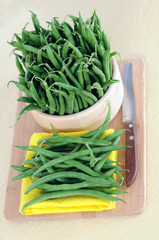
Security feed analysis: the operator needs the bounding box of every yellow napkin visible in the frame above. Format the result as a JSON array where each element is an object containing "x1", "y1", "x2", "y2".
[{"x1": 19, "y1": 129, "x2": 117, "y2": 215}]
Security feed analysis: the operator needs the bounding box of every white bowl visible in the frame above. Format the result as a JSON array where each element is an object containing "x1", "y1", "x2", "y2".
[{"x1": 29, "y1": 58, "x2": 123, "y2": 132}]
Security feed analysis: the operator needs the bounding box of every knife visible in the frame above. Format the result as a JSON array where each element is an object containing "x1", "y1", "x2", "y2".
[{"x1": 122, "y1": 62, "x2": 138, "y2": 187}]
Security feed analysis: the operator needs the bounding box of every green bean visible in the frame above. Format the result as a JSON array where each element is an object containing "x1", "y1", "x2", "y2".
[
  {"x1": 17, "y1": 96, "x2": 35, "y2": 104},
  {"x1": 32, "y1": 65, "x2": 45, "y2": 73},
  {"x1": 103, "y1": 80, "x2": 119, "y2": 92},
  {"x1": 103, "y1": 129, "x2": 130, "y2": 141},
  {"x1": 22, "y1": 189, "x2": 126, "y2": 212},
  {"x1": 83, "y1": 70, "x2": 91, "y2": 86},
  {"x1": 54, "y1": 95, "x2": 59, "y2": 113},
  {"x1": 92, "y1": 64, "x2": 106, "y2": 84},
  {"x1": 13, "y1": 103, "x2": 44, "y2": 126},
  {"x1": 68, "y1": 14, "x2": 79, "y2": 22},
  {"x1": 92, "y1": 82, "x2": 104, "y2": 98},
  {"x1": 12, "y1": 167, "x2": 37, "y2": 181},
  {"x1": 85, "y1": 27, "x2": 98, "y2": 50},
  {"x1": 92, "y1": 104, "x2": 111, "y2": 140},
  {"x1": 70, "y1": 57, "x2": 85, "y2": 74},
  {"x1": 25, "y1": 65, "x2": 41, "y2": 78},
  {"x1": 58, "y1": 72, "x2": 70, "y2": 85},
  {"x1": 62, "y1": 23, "x2": 75, "y2": 46},
  {"x1": 98, "y1": 188, "x2": 127, "y2": 195},
  {"x1": 88, "y1": 69, "x2": 100, "y2": 84},
  {"x1": 59, "y1": 91, "x2": 65, "y2": 115},
  {"x1": 63, "y1": 21, "x2": 73, "y2": 32},
  {"x1": 37, "y1": 50, "x2": 42, "y2": 64},
  {"x1": 8, "y1": 41, "x2": 25, "y2": 51},
  {"x1": 63, "y1": 67, "x2": 82, "y2": 89},
  {"x1": 79, "y1": 35, "x2": 86, "y2": 51},
  {"x1": 67, "y1": 41, "x2": 83, "y2": 58},
  {"x1": 109, "y1": 58, "x2": 112, "y2": 79},
  {"x1": 15, "y1": 55, "x2": 25, "y2": 76},
  {"x1": 25, "y1": 171, "x2": 115, "y2": 194},
  {"x1": 54, "y1": 82, "x2": 98, "y2": 102},
  {"x1": 77, "y1": 63, "x2": 84, "y2": 88},
  {"x1": 17, "y1": 145, "x2": 62, "y2": 158},
  {"x1": 66, "y1": 92, "x2": 75, "y2": 114},
  {"x1": 14, "y1": 33, "x2": 21, "y2": 43},
  {"x1": 103, "y1": 50, "x2": 110, "y2": 81},
  {"x1": 43, "y1": 81, "x2": 56, "y2": 114},
  {"x1": 81, "y1": 95, "x2": 94, "y2": 106},
  {"x1": 40, "y1": 154, "x2": 54, "y2": 173},
  {"x1": 102, "y1": 168, "x2": 116, "y2": 178},
  {"x1": 43, "y1": 142, "x2": 75, "y2": 150},
  {"x1": 26, "y1": 32, "x2": 41, "y2": 46},
  {"x1": 81, "y1": 96, "x2": 88, "y2": 109},
  {"x1": 65, "y1": 160, "x2": 101, "y2": 177},
  {"x1": 39, "y1": 32, "x2": 47, "y2": 45},
  {"x1": 52, "y1": 49, "x2": 63, "y2": 64},
  {"x1": 97, "y1": 41, "x2": 105, "y2": 58},
  {"x1": 91, "y1": 58, "x2": 103, "y2": 70},
  {"x1": 18, "y1": 75, "x2": 26, "y2": 85},
  {"x1": 62, "y1": 41, "x2": 69, "y2": 59},
  {"x1": 37, "y1": 181, "x2": 94, "y2": 191},
  {"x1": 38, "y1": 135, "x2": 111, "y2": 147},
  {"x1": 50, "y1": 22, "x2": 61, "y2": 40},
  {"x1": 30, "y1": 11, "x2": 40, "y2": 33},
  {"x1": 73, "y1": 96, "x2": 79, "y2": 113},
  {"x1": 30, "y1": 80, "x2": 45, "y2": 109},
  {"x1": 94, "y1": 136, "x2": 121, "y2": 172},
  {"x1": 102, "y1": 31, "x2": 110, "y2": 50},
  {"x1": 31, "y1": 144, "x2": 130, "y2": 176},
  {"x1": 85, "y1": 143, "x2": 96, "y2": 168},
  {"x1": 11, "y1": 165, "x2": 31, "y2": 172},
  {"x1": 76, "y1": 95, "x2": 83, "y2": 110},
  {"x1": 7, "y1": 81, "x2": 32, "y2": 98},
  {"x1": 78, "y1": 12, "x2": 84, "y2": 32},
  {"x1": 46, "y1": 45, "x2": 61, "y2": 70}
]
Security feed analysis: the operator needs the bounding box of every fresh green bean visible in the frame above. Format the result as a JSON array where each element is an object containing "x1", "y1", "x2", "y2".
[
  {"x1": 15, "y1": 55, "x2": 25, "y2": 76},
  {"x1": 92, "y1": 64, "x2": 106, "y2": 84},
  {"x1": 30, "y1": 11, "x2": 40, "y2": 33},
  {"x1": 7, "y1": 81, "x2": 32, "y2": 98},
  {"x1": 31, "y1": 144, "x2": 130, "y2": 176},
  {"x1": 102, "y1": 50, "x2": 110, "y2": 81},
  {"x1": 62, "y1": 23, "x2": 75, "y2": 46},
  {"x1": 22, "y1": 189, "x2": 126, "y2": 212},
  {"x1": 76, "y1": 95, "x2": 83, "y2": 110},
  {"x1": 62, "y1": 41, "x2": 69, "y2": 59},
  {"x1": 92, "y1": 82, "x2": 104, "y2": 98},
  {"x1": 66, "y1": 92, "x2": 75, "y2": 114},
  {"x1": 30, "y1": 80, "x2": 45, "y2": 109},
  {"x1": 46, "y1": 45, "x2": 61, "y2": 70},
  {"x1": 73, "y1": 96, "x2": 79, "y2": 113},
  {"x1": 40, "y1": 154, "x2": 54, "y2": 173},
  {"x1": 25, "y1": 171, "x2": 115, "y2": 194},
  {"x1": 17, "y1": 96, "x2": 35, "y2": 104},
  {"x1": 43, "y1": 81, "x2": 56, "y2": 114},
  {"x1": 50, "y1": 22, "x2": 61, "y2": 40},
  {"x1": 38, "y1": 135, "x2": 111, "y2": 147}
]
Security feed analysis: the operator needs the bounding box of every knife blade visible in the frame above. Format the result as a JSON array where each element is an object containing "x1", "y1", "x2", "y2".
[{"x1": 122, "y1": 62, "x2": 137, "y2": 187}]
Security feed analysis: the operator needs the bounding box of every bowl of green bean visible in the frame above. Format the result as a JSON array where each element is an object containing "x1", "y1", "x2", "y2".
[{"x1": 8, "y1": 11, "x2": 123, "y2": 132}]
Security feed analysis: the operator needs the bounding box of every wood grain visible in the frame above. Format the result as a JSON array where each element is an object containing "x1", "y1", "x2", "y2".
[{"x1": 4, "y1": 59, "x2": 146, "y2": 220}]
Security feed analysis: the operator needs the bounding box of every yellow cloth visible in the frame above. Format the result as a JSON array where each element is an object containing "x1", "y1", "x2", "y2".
[{"x1": 19, "y1": 129, "x2": 117, "y2": 215}]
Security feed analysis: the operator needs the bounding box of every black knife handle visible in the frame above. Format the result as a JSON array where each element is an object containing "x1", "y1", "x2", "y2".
[{"x1": 125, "y1": 121, "x2": 138, "y2": 187}]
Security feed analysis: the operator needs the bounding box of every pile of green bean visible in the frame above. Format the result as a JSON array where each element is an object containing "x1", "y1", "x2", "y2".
[
  {"x1": 12, "y1": 106, "x2": 129, "y2": 212},
  {"x1": 8, "y1": 10, "x2": 120, "y2": 122}
]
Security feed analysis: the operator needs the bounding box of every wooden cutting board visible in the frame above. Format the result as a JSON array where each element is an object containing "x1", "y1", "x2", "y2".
[{"x1": 4, "y1": 59, "x2": 146, "y2": 220}]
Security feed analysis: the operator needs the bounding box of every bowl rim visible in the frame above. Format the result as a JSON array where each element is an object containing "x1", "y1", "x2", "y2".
[{"x1": 27, "y1": 57, "x2": 121, "y2": 120}]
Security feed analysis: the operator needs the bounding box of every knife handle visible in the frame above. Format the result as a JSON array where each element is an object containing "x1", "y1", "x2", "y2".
[{"x1": 125, "y1": 121, "x2": 138, "y2": 187}]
